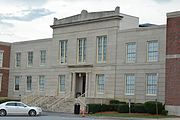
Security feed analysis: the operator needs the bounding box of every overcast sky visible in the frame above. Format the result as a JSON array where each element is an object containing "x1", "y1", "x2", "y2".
[{"x1": 0, "y1": 0, "x2": 179, "y2": 42}]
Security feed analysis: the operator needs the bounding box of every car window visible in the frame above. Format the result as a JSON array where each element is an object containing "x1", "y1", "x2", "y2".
[
  {"x1": 16, "y1": 103, "x2": 25, "y2": 107},
  {"x1": 6, "y1": 103, "x2": 16, "y2": 106}
]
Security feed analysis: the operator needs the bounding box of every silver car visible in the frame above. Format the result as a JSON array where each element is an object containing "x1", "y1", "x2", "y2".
[{"x1": 0, "y1": 101, "x2": 42, "y2": 116}]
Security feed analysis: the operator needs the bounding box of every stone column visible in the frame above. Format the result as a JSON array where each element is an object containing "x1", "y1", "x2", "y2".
[
  {"x1": 72, "y1": 72, "x2": 76, "y2": 98},
  {"x1": 85, "y1": 72, "x2": 88, "y2": 97}
]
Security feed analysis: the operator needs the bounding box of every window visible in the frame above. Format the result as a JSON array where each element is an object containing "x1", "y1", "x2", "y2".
[
  {"x1": 147, "y1": 41, "x2": 158, "y2": 62},
  {"x1": 15, "y1": 52, "x2": 21, "y2": 67},
  {"x1": 78, "y1": 38, "x2": 86, "y2": 63},
  {"x1": 59, "y1": 75, "x2": 65, "y2": 92},
  {"x1": 6, "y1": 103, "x2": 16, "y2": 106},
  {"x1": 97, "y1": 74, "x2": 105, "y2": 93},
  {"x1": 40, "y1": 50, "x2": 46, "y2": 65},
  {"x1": 39, "y1": 75, "x2": 45, "y2": 91},
  {"x1": 27, "y1": 76, "x2": 32, "y2": 91},
  {"x1": 125, "y1": 74, "x2": 135, "y2": 95},
  {"x1": 146, "y1": 73, "x2": 158, "y2": 95},
  {"x1": 97, "y1": 36, "x2": 107, "y2": 63},
  {"x1": 0, "y1": 51, "x2": 4, "y2": 67},
  {"x1": 59, "y1": 40, "x2": 67, "y2": 64},
  {"x1": 126, "y1": 43, "x2": 136, "y2": 63},
  {"x1": 27, "y1": 51, "x2": 33, "y2": 66},
  {"x1": 15, "y1": 76, "x2": 20, "y2": 91},
  {"x1": 0, "y1": 75, "x2": 2, "y2": 91}
]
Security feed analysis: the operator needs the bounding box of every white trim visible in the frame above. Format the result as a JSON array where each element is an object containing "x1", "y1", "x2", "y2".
[{"x1": 0, "y1": 50, "x2": 4, "y2": 68}]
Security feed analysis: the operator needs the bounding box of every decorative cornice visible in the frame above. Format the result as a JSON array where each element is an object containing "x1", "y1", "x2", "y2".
[
  {"x1": 51, "y1": 15, "x2": 123, "y2": 29},
  {"x1": 67, "y1": 64, "x2": 93, "y2": 68}
]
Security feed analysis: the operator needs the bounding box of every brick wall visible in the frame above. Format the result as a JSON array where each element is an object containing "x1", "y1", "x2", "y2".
[
  {"x1": 165, "y1": 13, "x2": 180, "y2": 105},
  {"x1": 0, "y1": 43, "x2": 11, "y2": 97}
]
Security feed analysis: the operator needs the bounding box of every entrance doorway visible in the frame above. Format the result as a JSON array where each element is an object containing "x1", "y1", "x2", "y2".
[{"x1": 75, "y1": 73, "x2": 86, "y2": 98}]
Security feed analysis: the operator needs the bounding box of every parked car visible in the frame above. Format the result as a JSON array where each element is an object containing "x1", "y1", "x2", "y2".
[{"x1": 0, "y1": 101, "x2": 42, "y2": 116}]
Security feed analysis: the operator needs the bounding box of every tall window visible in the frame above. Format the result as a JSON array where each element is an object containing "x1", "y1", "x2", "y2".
[
  {"x1": 16, "y1": 52, "x2": 21, "y2": 67},
  {"x1": 125, "y1": 74, "x2": 135, "y2": 95},
  {"x1": 97, "y1": 74, "x2": 105, "y2": 93},
  {"x1": 15, "y1": 76, "x2": 20, "y2": 91},
  {"x1": 40, "y1": 50, "x2": 46, "y2": 65},
  {"x1": 39, "y1": 75, "x2": 45, "y2": 91},
  {"x1": 78, "y1": 38, "x2": 86, "y2": 63},
  {"x1": 59, "y1": 40, "x2": 67, "y2": 64},
  {"x1": 59, "y1": 75, "x2": 65, "y2": 92},
  {"x1": 146, "y1": 73, "x2": 158, "y2": 95},
  {"x1": 27, "y1": 76, "x2": 32, "y2": 91},
  {"x1": 97, "y1": 36, "x2": 107, "y2": 63},
  {"x1": 0, "y1": 51, "x2": 4, "y2": 67},
  {"x1": 27, "y1": 51, "x2": 33, "y2": 67},
  {"x1": 0, "y1": 75, "x2": 2, "y2": 91},
  {"x1": 147, "y1": 41, "x2": 158, "y2": 62},
  {"x1": 126, "y1": 42, "x2": 136, "y2": 63}
]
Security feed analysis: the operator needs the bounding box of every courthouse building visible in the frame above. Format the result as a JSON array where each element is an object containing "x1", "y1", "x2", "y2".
[{"x1": 0, "y1": 7, "x2": 179, "y2": 115}]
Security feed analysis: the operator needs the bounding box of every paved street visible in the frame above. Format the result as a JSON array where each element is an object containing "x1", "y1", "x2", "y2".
[{"x1": 0, "y1": 112, "x2": 179, "y2": 120}]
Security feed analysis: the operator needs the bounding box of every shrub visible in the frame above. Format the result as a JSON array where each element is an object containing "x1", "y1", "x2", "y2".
[
  {"x1": 87, "y1": 104, "x2": 101, "y2": 114},
  {"x1": 144, "y1": 101, "x2": 163, "y2": 114},
  {"x1": 161, "y1": 110, "x2": 168, "y2": 116},
  {"x1": 131, "y1": 103, "x2": 146, "y2": 113},
  {"x1": 109, "y1": 100, "x2": 126, "y2": 104},
  {"x1": 0, "y1": 99, "x2": 20, "y2": 104},
  {"x1": 116, "y1": 104, "x2": 129, "y2": 113}
]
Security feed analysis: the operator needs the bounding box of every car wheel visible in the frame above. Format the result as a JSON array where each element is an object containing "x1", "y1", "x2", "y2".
[
  {"x1": 29, "y1": 110, "x2": 36, "y2": 116},
  {"x1": 0, "y1": 109, "x2": 7, "y2": 116}
]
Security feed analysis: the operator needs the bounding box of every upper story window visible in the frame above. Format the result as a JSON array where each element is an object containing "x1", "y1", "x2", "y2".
[
  {"x1": 147, "y1": 41, "x2": 158, "y2": 62},
  {"x1": 146, "y1": 73, "x2": 158, "y2": 95},
  {"x1": 27, "y1": 76, "x2": 32, "y2": 91},
  {"x1": 15, "y1": 52, "x2": 21, "y2": 67},
  {"x1": 59, "y1": 40, "x2": 68, "y2": 64},
  {"x1": 125, "y1": 74, "x2": 135, "y2": 95},
  {"x1": 14, "y1": 76, "x2": 20, "y2": 91},
  {"x1": 39, "y1": 75, "x2": 45, "y2": 91},
  {"x1": 59, "y1": 75, "x2": 65, "y2": 92},
  {"x1": 126, "y1": 42, "x2": 136, "y2": 63},
  {"x1": 78, "y1": 38, "x2": 86, "y2": 63},
  {"x1": 27, "y1": 51, "x2": 33, "y2": 67},
  {"x1": 96, "y1": 74, "x2": 105, "y2": 93},
  {"x1": 40, "y1": 50, "x2": 46, "y2": 65},
  {"x1": 0, "y1": 51, "x2": 4, "y2": 67},
  {"x1": 0, "y1": 74, "x2": 2, "y2": 91},
  {"x1": 97, "y1": 36, "x2": 107, "y2": 63}
]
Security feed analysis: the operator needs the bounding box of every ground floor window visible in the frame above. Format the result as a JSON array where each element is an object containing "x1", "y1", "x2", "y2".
[
  {"x1": 59, "y1": 75, "x2": 65, "y2": 92},
  {"x1": 27, "y1": 76, "x2": 32, "y2": 91},
  {"x1": 96, "y1": 74, "x2": 105, "y2": 93},
  {"x1": 146, "y1": 73, "x2": 158, "y2": 95},
  {"x1": 39, "y1": 75, "x2": 45, "y2": 91},
  {"x1": 15, "y1": 76, "x2": 20, "y2": 91},
  {"x1": 125, "y1": 74, "x2": 135, "y2": 95}
]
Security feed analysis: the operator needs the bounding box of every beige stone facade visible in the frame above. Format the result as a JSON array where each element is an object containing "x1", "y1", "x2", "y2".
[{"x1": 8, "y1": 7, "x2": 167, "y2": 106}]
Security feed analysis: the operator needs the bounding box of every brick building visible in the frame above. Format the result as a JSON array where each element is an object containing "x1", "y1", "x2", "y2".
[
  {"x1": 0, "y1": 42, "x2": 11, "y2": 97},
  {"x1": 0, "y1": 7, "x2": 179, "y2": 115},
  {"x1": 165, "y1": 11, "x2": 180, "y2": 115}
]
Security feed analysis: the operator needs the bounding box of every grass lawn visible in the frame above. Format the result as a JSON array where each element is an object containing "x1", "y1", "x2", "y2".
[{"x1": 90, "y1": 112, "x2": 178, "y2": 119}]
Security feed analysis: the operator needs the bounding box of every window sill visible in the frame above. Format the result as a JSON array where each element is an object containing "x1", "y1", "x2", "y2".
[{"x1": 146, "y1": 94, "x2": 156, "y2": 96}]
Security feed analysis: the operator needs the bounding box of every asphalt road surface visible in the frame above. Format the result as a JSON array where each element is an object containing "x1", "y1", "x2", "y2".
[{"x1": 0, "y1": 112, "x2": 124, "y2": 120}]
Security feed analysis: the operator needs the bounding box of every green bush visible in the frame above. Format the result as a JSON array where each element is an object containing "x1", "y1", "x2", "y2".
[
  {"x1": 144, "y1": 101, "x2": 163, "y2": 114},
  {"x1": 87, "y1": 104, "x2": 101, "y2": 114},
  {"x1": 0, "y1": 99, "x2": 20, "y2": 104},
  {"x1": 116, "y1": 104, "x2": 129, "y2": 113},
  {"x1": 131, "y1": 103, "x2": 146, "y2": 113},
  {"x1": 109, "y1": 100, "x2": 126, "y2": 104},
  {"x1": 161, "y1": 110, "x2": 168, "y2": 116}
]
